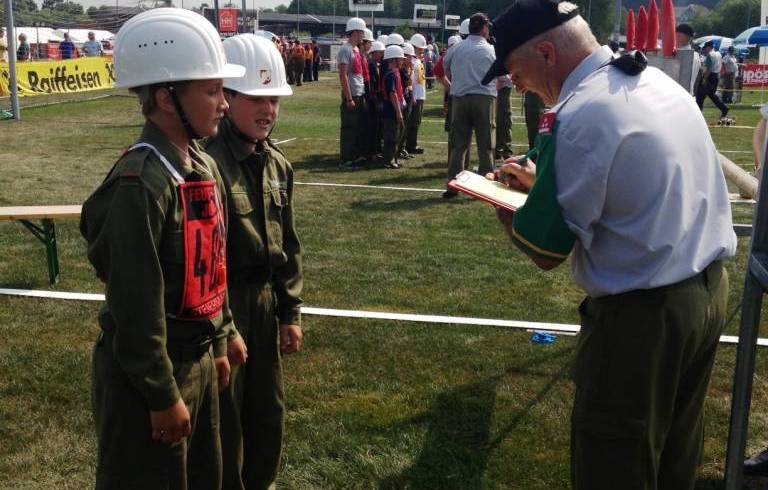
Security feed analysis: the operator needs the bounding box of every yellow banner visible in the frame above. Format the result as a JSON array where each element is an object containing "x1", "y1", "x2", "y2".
[{"x1": 0, "y1": 57, "x2": 114, "y2": 97}]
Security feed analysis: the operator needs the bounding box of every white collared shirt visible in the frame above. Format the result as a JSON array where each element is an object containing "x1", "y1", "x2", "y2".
[{"x1": 551, "y1": 46, "x2": 736, "y2": 296}]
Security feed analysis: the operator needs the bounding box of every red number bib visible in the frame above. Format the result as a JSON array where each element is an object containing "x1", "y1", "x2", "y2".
[
  {"x1": 128, "y1": 143, "x2": 227, "y2": 321},
  {"x1": 178, "y1": 180, "x2": 227, "y2": 320}
]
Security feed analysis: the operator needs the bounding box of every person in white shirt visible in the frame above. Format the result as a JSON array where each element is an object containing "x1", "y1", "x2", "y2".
[
  {"x1": 82, "y1": 31, "x2": 104, "y2": 57},
  {"x1": 721, "y1": 46, "x2": 738, "y2": 103},
  {"x1": 696, "y1": 41, "x2": 729, "y2": 118},
  {"x1": 406, "y1": 33, "x2": 427, "y2": 155},
  {"x1": 485, "y1": 1, "x2": 736, "y2": 487},
  {"x1": 0, "y1": 28, "x2": 8, "y2": 63}
]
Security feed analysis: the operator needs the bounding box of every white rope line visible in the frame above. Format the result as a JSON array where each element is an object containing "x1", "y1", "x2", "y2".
[
  {"x1": 295, "y1": 182, "x2": 443, "y2": 192},
  {"x1": 0, "y1": 288, "x2": 763, "y2": 346}
]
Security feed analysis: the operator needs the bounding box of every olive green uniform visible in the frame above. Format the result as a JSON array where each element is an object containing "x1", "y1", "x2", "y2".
[
  {"x1": 80, "y1": 121, "x2": 236, "y2": 490},
  {"x1": 205, "y1": 119, "x2": 303, "y2": 490}
]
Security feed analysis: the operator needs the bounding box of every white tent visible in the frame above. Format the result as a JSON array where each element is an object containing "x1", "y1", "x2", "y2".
[
  {"x1": 53, "y1": 28, "x2": 114, "y2": 43},
  {"x1": 13, "y1": 27, "x2": 64, "y2": 44}
]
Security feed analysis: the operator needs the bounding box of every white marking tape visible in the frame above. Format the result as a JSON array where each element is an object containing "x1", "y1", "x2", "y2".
[
  {"x1": 0, "y1": 288, "x2": 764, "y2": 346},
  {"x1": 295, "y1": 182, "x2": 442, "y2": 192},
  {"x1": 296, "y1": 181, "x2": 753, "y2": 203},
  {"x1": 273, "y1": 137, "x2": 297, "y2": 145}
]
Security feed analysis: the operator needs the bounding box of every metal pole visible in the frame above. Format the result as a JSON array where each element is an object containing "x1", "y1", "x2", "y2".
[
  {"x1": 213, "y1": 0, "x2": 220, "y2": 34},
  {"x1": 332, "y1": 0, "x2": 335, "y2": 39},
  {"x1": 297, "y1": 0, "x2": 300, "y2": 36},
  {"x1": 724, "y1": 138, "x2": 768, "y2": 490},
  {"x1": 441, "y1": 0, "x2": 445, "y2": 43},
  {"x1": 240, "y1": 0, "x2": 246, "y2": 32},
  {"x1": 614, "y1": 0, "x2": 621, "y2": 40},
  {"x1": 4, "y1": 0, "x2": 20, "y2": 120}
]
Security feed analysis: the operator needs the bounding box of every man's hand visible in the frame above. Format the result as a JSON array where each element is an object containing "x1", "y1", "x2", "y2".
[
  {"x1": 495, "y1": 156, "x2": 537, "y2": 192},
  {"x1": 279, "y1": 324, "x2": 303, "y2": 355},
  {"x1": 346, "y1": 99, "x2": 356, "y2": 110},
  {"x1": 150, "y1": 398, "x2": 191, "y2": 444},
  {"x1": 227, "y1": 335, "x2": 248, "y2": 366},
  {"x1": 214, "y1": 355, "x2": 231, "y2": 392}
]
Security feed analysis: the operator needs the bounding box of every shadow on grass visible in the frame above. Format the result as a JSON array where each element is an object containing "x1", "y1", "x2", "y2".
[
  {"x1": 0, "y1": 280, "x2": 36, "y2": 289},
  {"x1": 422, "y1": 107, "x2": 444, "y2": 119},
  {"x1": 422, "y1": 161, "x2": 451, "y2": 170},
  {"x1": 367, "y1": 172, "x2": 445, "y2": 186},
  {"x1": 379, "y1": 347, "x2": 573, "y2": 489}
]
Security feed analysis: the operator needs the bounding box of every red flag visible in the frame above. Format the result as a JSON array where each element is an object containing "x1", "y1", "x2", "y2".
[
  {"x1": 647, "y1": 0, "x2": 659, "y2": 50},
  {"x1": 636, "y1": 6, "x2": 648, "y2": 52},
  {"x1": 661, "y1": 0, "x2": 676, "y2": 56},
  {"x1": 626, "y1": 9, "x2": 636, "y2": 50}
]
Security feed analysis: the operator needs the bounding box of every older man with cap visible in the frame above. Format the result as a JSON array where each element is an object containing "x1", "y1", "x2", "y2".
[
  {"x1": 442, "y1": 12, "x2": 497, "y2": 198},
  {"x1": 484, "y1": 0, "x2": 736, "y2": 488}
]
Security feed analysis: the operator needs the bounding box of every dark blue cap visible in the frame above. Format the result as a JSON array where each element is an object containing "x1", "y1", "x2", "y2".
[{"x1": 481, "y1": 0, "x2": 580, "y2": 85}]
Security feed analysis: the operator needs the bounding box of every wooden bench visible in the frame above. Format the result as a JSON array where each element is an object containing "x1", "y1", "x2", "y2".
[{"x1": 0, "y1": 205, "x2": 82, "y2": 284}]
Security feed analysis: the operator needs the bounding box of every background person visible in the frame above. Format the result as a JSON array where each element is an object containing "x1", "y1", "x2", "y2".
[
  {"x1": 82, "y1": 31, "x2": 104, "y2": 57},
  {"x1": 722, "y1": 46, "x2": 738, "y2": 104},
  {"x1": 380, "y1": 45, "x2": 406, "y2": 169},
  {"x1": 79, "y1": 8, "x2": 246, "y2": 489},
  {"x1": 0, "y1": 28, "x2": 7, "y2": 62},
  {"x1": 495, "y1": 74, "x2": 514, "y2": 159},
  {"x1": 16, "y1": 33, "x2": 31, "y2": 62},
  {"x1": 59, "y1": 32, "x2": 76, "y2": 59},
  {"x1": 336, "y1": 17, "x2": 367, "y2": 168},
  {"x1": 697, "y1": 41, "x2": 729, "y2": 120},
  {"x1": 442, "y1": 12, "x2": 497, "y2": 198},
  {"x1": 406, "y1": 33, "x2": 427, "y2": 156},
  {"x1": 484, "y1": 1, "x2": 736, "y2": 488},
  {"x1": 206, "y1": 33, "x2": 303, "y2": 490}
]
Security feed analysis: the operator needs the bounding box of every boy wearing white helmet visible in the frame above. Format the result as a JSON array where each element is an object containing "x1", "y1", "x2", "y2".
[
  {"x1": 365, "y1": 41, "x2": 386, "y2": 158},
  {"x1": 337, "y1": 17, "x2": 367, "y2": 167},
  {"x1": 79, "y1": 8, "x2": 245, "y2": 489},
  {"x1": 380, "y1": 45, "x2": 406, "y2": 169},
  {"x1": 204, "y1": 33, "x2": 302, "y2": 490},
  {"x1": 406, "y1": 34, "x2": 427, "y2": 155},
  {"x1": 396, "y1": 43, "x2": 415, "y2": 160}
]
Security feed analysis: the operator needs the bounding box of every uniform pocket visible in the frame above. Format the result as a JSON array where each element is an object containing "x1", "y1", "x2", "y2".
[{"x1": 231, "y1": 192, "x2": 254, "y2": 215}]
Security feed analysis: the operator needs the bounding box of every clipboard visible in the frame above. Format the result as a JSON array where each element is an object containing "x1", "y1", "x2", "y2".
[{"x1": 447, "y1": 170, "x2": 528, "y2": 211}]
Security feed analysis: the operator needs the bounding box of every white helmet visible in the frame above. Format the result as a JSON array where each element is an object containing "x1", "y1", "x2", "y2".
[
  {"x1": 346, "y1": 17, "x2": 366, "y2": 33},
  {"x1": 409, "y1": 33, "x2": 427, "y2": 49},
  {"x1": 370, "y1": 41, "x2": 385, "y2": 52},
  {"x1": 255, "y1": 30, "x2": 278, "y2": 42},
  {"x1": 223, "y1": 34, "x2": 292, "y2": 97},
  {"x1": 385, "y1": 33, "x2": 405, "y2": 46},
  {"x1": 458, "y1": 18, "x2": 470, "y2": 36},
  {"x1": 383, "y1": 45, "x2": 404, "y2": 60},
  {"x1": 402, "y1": 42, "x2": 415, "y2": 57},
  {"x1": 114, "y1": 8, "x2": 244, "y2": 89},
  {"x1": 447, "y1": 35, "x2": 461, "y2": 47},
  {"x1": 362, "y1": 28, "x2": 374, "y2": 42},
  {"x1": 377, "y1": 34, "x2": 389, "y2": 45}
]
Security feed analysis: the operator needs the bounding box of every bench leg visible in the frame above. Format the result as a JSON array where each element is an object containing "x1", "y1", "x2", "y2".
[{"x1": 19, "y1": 219, "x2": 60, "y2": 285}]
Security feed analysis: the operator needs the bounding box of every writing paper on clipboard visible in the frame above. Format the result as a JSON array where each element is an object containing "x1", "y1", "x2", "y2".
[{"x1": 448, "y1": 170, "x2": 528, "y2": 211}]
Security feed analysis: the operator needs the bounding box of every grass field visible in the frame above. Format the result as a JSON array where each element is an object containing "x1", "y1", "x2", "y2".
[{"x1": 0, "y1": 74, "x2": 767, "y2": 489}]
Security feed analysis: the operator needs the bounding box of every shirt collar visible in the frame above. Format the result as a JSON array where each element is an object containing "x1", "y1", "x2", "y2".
[
  {"x1": 557, "y1": 45, "x2": 614, "y2": 104},
  {"x1": 219, "y1": 117, "x2": 256, "y2": 162},
  {"x1": 138, "y1": 120, "x2": 194, "y2": 175}
]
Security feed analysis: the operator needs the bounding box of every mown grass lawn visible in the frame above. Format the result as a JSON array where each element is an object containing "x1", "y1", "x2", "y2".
[{"x1": 0, "y1": 74, "x2": 767, "y2": 489}]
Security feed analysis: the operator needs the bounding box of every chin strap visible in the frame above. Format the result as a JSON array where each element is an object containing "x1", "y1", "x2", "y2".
[
  {"x1": 608, "y1": 50, "x2": 648, "y2": 76},
  {"x1": 227, "y1": 115, "x2": 260, "y2": 145},
  {"x1": 167, "y1": 84, "x2": 201, "y2": 140}
]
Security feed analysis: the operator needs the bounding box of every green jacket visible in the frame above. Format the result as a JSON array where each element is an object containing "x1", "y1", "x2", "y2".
[
  {"x1": 204, "y1": 119, "x2": 303, "y2": 326},
  {"x1": 80, "y1": 121, "x2": 236, "y2": 411}
]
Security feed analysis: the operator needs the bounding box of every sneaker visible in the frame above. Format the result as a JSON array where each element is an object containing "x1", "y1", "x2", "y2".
[
  {"x1": 398, "y1": 150, "x2": 410, "y2": 159},
  {"x1": 407, "y1": 147, "x2": 425, "y2": 154},
  {"x1": 442, "y1": 189, "x2": 458, "y2": 199},
  {"x1": 385, "y1": 162, "x2": 401, "y2": 169},
  {"x1": 354, "y1": 156, "x2": 368, "y2": 165},
  {"x1": 745, "y1": 448, "x2": 768, "y2": 476}
]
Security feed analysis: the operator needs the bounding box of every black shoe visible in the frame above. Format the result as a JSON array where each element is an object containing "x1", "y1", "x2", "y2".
[
  {"x1": 721, "y1": 108, "x2": 730, "y2": 119},
  {"x1": 442, "y1": 189, "x2": 458, "y2": 199},
  {"x1": 744, "y1": 448, "x2": 768, "y2": 476},
  {"x1": 407, "y1": 147, "x2": 424, "y2": 154}
]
